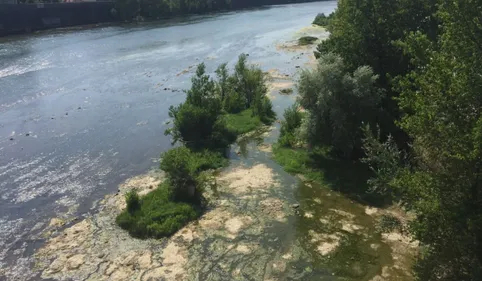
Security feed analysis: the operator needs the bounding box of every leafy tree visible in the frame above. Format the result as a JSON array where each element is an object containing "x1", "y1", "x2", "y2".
[
  {"x1": 279, "y1": 104, "x2": 303, "y2": 147},
  {"x1": 298, "y1": 53, "x2": 383, "y2": 158},
  {"x1": 160, "y1": 146, "x2": 203, "y2": 203},
  {"x1": 215, "y1": 63, "x2": 230, "y2": 102},
  {"x1": 165, "y1": 63, "x2": 234, "y2": 150},
  {"x1": 233, "y1": 54, "x2": 267, "y2": 110},
  {"x1": 315, "y1": 0, "x2": 439, "y2": 147},
  {"x1": 159, "y1": 147, "x2": 225, "y2": 203},
  {"x1": 361, "y1": 125, "x2": 403, "y2": 196},
  {"x1": 125, "y1": 190, "x2": 141, "y2": 214},
  {"x1": 312, "y1": 12, "x2": 334, "y2": 27},
  {"x1": 363, "y1": 1, "x2": 482, "y2": 279}
]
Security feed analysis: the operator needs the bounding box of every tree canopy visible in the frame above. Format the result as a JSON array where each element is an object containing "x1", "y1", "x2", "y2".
[{"x1": 296, "y1": 0, "x2": 482, "y2": 279}]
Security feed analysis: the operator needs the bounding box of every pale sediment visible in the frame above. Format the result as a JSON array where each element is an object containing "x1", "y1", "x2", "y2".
[{"x1": 35, "y1": 162, "x2": 294, "y2": 281}]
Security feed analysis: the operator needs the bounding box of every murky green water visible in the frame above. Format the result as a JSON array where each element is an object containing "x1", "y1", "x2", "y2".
[{"x1": 184, "y1": 126, "x2": 410, "y2": 280}]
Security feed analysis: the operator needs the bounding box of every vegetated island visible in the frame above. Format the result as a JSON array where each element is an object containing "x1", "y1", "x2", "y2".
[{"x1": 116, "y1": 54, "x2": 275, "y2": 239}]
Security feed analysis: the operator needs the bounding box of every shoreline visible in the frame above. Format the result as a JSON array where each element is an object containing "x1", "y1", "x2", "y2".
[{"x1": 32, "y1": 30, "x2": 417, "y2": 280}]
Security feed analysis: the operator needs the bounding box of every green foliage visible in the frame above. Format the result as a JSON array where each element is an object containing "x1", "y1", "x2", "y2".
[
  {"x1": 252, "y1": 95, "x2": 276, "y2": 124},
  {"x1": 312, "y1": 12, "x2": 334, "y2": 27},
  {"x1": 125, "y1": 190, "x2": 141, "y2": 214},
  {"x1": 273, "y1": 144, "x2": 378, "y2": 205},
  {"x1": 376, "y1": 214, "x2": 403, "y2": 233},
  {"x1": 279, "y1": 104, "x2": 303, "y2": 147},
  {"x1": 160, "y1": 146, "x2": 225, "y2": 203},
  {"x1": 119, "y1": 53, "x2": 274, "y2": 240},
  {"x1": 356, "y1": 1, "x2": 482, "y2": 279},
  {"x1": 224, "y1": 109, "x2": 262, "y2": 136},
  {"x1": 393, "y1": 2, "x2": 482, "y2": 278},
  {"x1": 215, "y1": 63, "x2": 230, "y2": 103},
  {"x1": 115, "y1": 0, "x2": 232, "y2": 21},
  {"x1": 233, "y1": 54, "x2": 268, "y2": 110},
  {"x1": 361, "y1": 125, "x2": 403, "y2": 196},
  {"x1": 223, "y1": 89, "x2": 246, "y2": 114},
  {"x1": 116, "y1": 183, "x2": 200, "y2": 239},
  {"x1": 272, "y1": 145, "x2": 324, "y2": 183},
  {"x1": 166, "y1": 56, "x2": 274, "y2": 152},
  {"x1": 165, "y1": 63, "x2": 234, "y2": 151},
  {"x1": 314, "y1": 0, "x2": 439, "y2": 146},
  {"x1": 218, "y1": 54, "x2": 275, "y2": 124},
  {"x1": 298, "y1": 53, "x2": 383, "y2": 158},
  {"x1": 298, "y1": 36, "x2": 318, "y2": 46},
  {"x1": 317, "y1": 0, "x2": 438, "y2": 81}
]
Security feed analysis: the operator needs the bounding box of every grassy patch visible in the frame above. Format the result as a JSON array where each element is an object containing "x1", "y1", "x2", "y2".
[
  {"x1": 279, "y1": 88, "x2": 294, "y2": 95},
  {"x1": 225, "y1": 109, "x2": 262, "y2": 136},
  {"x1": 116, "y1": 182, "x2": 201, "y2": 239},
  {"x1": 272, "y1": 145, "x2": 326, "y2": 183},
  {"x1": 298, "y1": 36, "x2": 318, "y2": 45},
  {"x1": 273, "y1": 144, "x2": 385, "y2": 206}
]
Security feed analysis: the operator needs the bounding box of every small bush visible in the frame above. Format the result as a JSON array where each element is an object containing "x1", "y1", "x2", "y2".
[
  {"x1": 298, "y1": 36, "x2": 318, "y2": 45},
  {"x1": 312, "y1": 12, "x2": 334, "y2": 27},
  {"x1": 376, "y1": 214, "x2": 403, "y2": 233},
  {"x1": 116, "y1": 183, "x2": 201, "y2": 239},
  {"x1": 256, "y1": 96, "x2": 276, "y2": 124},
  {"x1": 125, "y1": 190, "x2": 140, "y2": 214},
  {"x1": 165, "y1": 63, "x2": 231, "y2": 151},
  {"x1": 279, "y1": 105, "x2": 303, "y2": 147},
  {"x1": 160, "y1": 147, "x2": 226, "y2": 203}
]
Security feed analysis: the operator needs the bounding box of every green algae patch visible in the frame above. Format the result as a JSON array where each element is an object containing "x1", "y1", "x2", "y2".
[{"x1": 298, "y1": 36, "x2": 318, "y2": 45}]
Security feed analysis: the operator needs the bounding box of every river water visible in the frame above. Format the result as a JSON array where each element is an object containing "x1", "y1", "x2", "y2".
[{"x1": 0, "y1": 2, "x2": 338, "y2": 279}]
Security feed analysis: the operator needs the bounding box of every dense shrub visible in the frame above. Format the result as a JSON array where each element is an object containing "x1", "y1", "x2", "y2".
[
  {"x1": 322, "y1": 0, "x2": 482, "y2": 278},
  {"x1": 312, "y1": 12, "x2": 334, "y2": 27},
  {"x1": 125, "y1": 190, "x2": 141, "y2": 214},
  {"x1": 298, "y1": 53, "x2": 383, "y2": 158},
  {"x1": 165, "y1": 63, "x2": 234, "y2": 151},
  {"x1": 216, "y1": 54, "x2": 275, "y2": 124},
  {"x1": 253, "y1": 95, "x2": 275, "y2": 124},
  {"x1": 279, "y1": 104, "x2": 303, "y2": 147},
  {"x1": 160, "y1": 146, "x2": 225, "y2": 203},
  {"x1": 223, "y1": 90, "x2": 245, "y2": 114},
  {"x1": 116, "y1": 183, "x2": 200, "y2": 239}
]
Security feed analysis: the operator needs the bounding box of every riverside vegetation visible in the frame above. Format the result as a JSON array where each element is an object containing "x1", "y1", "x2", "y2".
[
  {"x1": 116, "y1": 54, "x2": 275, "y2": 238},
  {"x1": 115, "y1": 0, "x2": 323, "y2": 21},
  {"x1": 274, "y1": 1, "x2": 482, "y2": 280}
]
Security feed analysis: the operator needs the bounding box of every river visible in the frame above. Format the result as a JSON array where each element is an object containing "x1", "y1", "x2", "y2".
[{"x1": 0, "y1": 1, "x2": 417, "y2": 280}]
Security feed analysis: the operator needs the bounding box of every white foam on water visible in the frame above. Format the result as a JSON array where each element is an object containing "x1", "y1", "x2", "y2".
[{"x1": 0, "y1": 59, "x2": 51, "y2": 79}]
